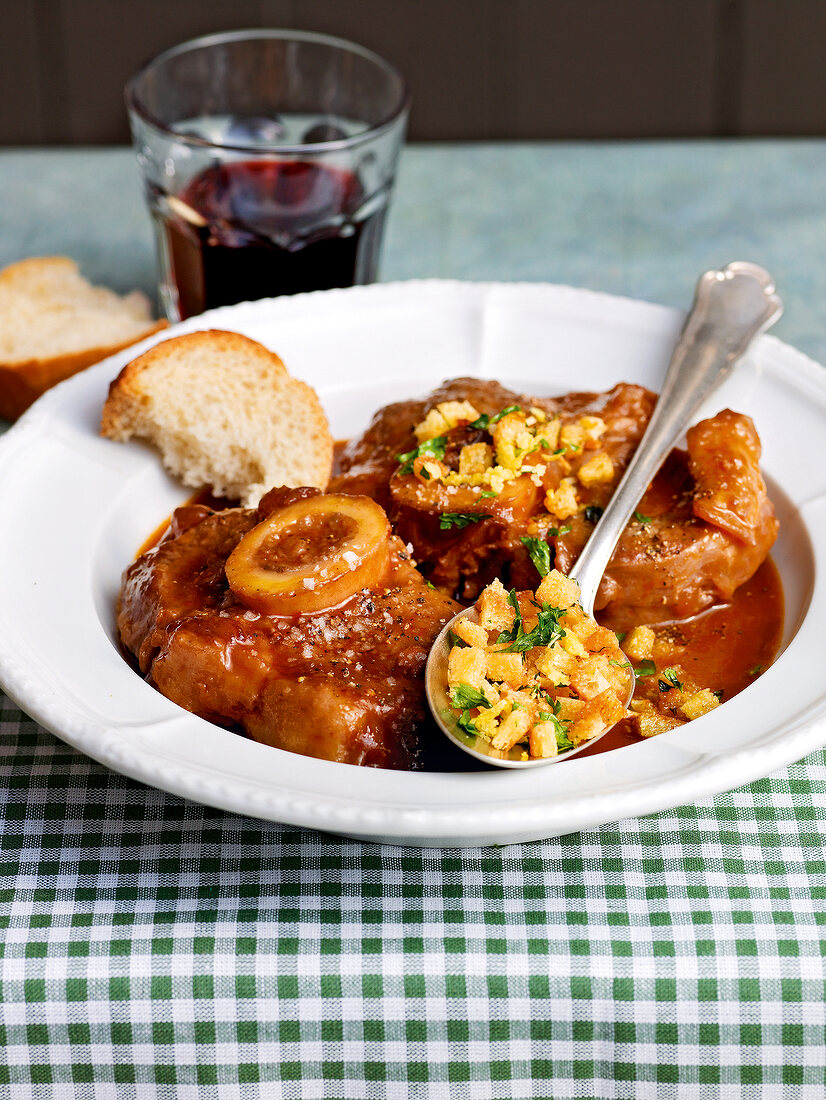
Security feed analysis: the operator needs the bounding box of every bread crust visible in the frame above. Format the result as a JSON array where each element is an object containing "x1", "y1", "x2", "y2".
[
  {"x1": 0, "y1": 256, "x2": 167, "y2": 420},
  {"x1": 101, "y1": 329, "x2": 333, "y2": 504},
  {"x1": 0, "y1": 255, "x2": 77, "y2": 290},
  {"x1": 0, "y1": 323, "x2": 168, "y2": 421},
  {"x1": 101, "y1": 329, "x2": 287, "y2": 435}
]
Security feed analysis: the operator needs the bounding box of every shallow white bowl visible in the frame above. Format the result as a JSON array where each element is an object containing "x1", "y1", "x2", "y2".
[{"x1": 0, "y1": 280, "x2": 823, "y2": 847}]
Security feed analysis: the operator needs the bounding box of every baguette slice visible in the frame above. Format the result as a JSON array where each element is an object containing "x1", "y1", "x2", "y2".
[
  {"x1": 0, "y1": 256, "x2": 167, "y2": 420},
  {"x1": 101, "y1": 329, "x2": 333, "y2": 506}
]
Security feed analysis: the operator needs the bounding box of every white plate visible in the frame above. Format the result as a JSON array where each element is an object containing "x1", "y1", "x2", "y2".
[{"x1": 0, "y1": 280, "x2": 824, "y2": 847}]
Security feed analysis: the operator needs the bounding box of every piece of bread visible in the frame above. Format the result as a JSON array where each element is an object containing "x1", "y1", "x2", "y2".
[
  {"x1": 0, "y1": 256, "x2": 167, "y2": 420},
  {"x1": 100, "y1": 329, "x2": 333, "y2": 506}
]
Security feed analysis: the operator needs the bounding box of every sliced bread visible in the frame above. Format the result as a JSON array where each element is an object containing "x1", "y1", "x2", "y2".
[
  {"x1": 100, "y1": 329, "x2": 333, "y2": 506},
  {"x1": 0, "y1": 256, "x2": 167, "y2": 420}
]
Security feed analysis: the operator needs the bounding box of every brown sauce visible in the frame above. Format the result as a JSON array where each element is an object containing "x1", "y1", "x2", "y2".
[
  {"x1": 136, "y1": 516, "x2": 174, "y2": 558},
  {"x1": 579, "y1": 555, "x2": 784, "y2": 757},
  {"x1": 129, "y1": 443, "x2": 786, "y2": 768},
  {"x1": 332, "y1": 439, "x2": 348, "y2": 477},
  {"x1": 135, "y1": 489, "x2": 235, "y2": 557}
]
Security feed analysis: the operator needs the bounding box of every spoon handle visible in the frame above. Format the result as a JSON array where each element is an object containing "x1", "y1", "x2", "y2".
[{"x1": 568, "y1": 261, "x2": 783, "y2": 613}]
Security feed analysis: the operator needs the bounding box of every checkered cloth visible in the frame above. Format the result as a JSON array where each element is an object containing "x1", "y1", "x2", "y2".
[{"x1": 1, "y1": 689, "x2": 825, "y2": 1099}]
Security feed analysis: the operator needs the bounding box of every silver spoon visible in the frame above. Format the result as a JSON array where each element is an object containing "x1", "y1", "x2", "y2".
[{"x1": 425, "y1": 262, "x2": 783, "y2": 768}]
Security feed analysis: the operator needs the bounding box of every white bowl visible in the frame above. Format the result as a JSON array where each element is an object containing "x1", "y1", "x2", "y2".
[{"x1": 0, "y1": 280, "x2": 823, "y2": 847}]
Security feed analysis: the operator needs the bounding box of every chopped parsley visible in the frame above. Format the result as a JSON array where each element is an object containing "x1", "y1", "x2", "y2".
[
  {"x1": 549, "y1": 524, "x2": 572, "y2": 537},
  {"x1": 536, "y1": 694, "x2": 574, "y2": 752},
  {"x1": 555, "y1": 727, "x2": 574, "y2": 753},
  {"x1": 497, "y1": 589, "x2": 523, "y2": 643},
  {"x1": 634, "y1": 511, "x2": 652, "y2": 524},
  {"x1": 499, "y1": 598, "x2": 567, "y2": 653},
  {"x1": 520, "y1": 536, "x2": 552, "y2": 578},
  {"x1": 748, "y1": 664, "x2": 765, "y2": 676},
  {"x1": 396, "y1": 435, "x2": 446, "y2": 475},
  {"x1": 456, "y1": 710, "x2": 479, "y2": 735},
  {"x1": 658, "y1": 667, "x2": 684, "y2": 692},
  {"x1": 451, "y1": 682, "x2": 492, "y2": 738},
  {"x1": 469, "y1": 405, "x2": 522, "y2": 432},
  {"x1": 479, "y1": 490, "x2": 498, "y2": 499},
  {"x1": 450, "y1": 683, "x2": 492, "y2": 711},
  {"x1": 712, "y1": 689, "x2": 724, "y2": 701},
  {"x1": 633, "y1": 659, "x2": 656, "y2": 679},
  {"x1": 584, "y1": 504, "x2": 603, "y2": 524},
  {"x1": 440, "y1": 512, "x2": 485, "y2": 530}
]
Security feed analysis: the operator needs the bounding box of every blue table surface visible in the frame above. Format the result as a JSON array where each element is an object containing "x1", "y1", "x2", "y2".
[{"x1": 1, "y1": 140, "x2": 825, "y2": 366}]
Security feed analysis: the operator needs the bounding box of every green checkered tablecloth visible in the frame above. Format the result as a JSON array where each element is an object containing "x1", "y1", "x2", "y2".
[{"x1": 2, "y1": 690, "x2": 825, "y2": 1098}]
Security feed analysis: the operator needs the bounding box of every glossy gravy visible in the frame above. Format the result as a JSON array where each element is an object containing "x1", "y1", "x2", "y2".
[
  {"x1": 580, "y1": 556, "x2": 784, "y2": 757},
  {"x1": 134, "y1": 472, "x2": 784, "y2": 765}
]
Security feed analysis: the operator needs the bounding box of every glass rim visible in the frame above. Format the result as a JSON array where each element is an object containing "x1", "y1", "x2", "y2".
[{"x1": 125, "y1": 27, "x2": 411, "y2": 156}]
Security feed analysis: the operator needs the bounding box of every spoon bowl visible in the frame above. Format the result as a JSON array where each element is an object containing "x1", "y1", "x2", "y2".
[
  {"x1": 425, "y1": 605, "x2": 634, "y2": 768},
  {"x1": 425, "y1": 261, "x2": 783, "y2": 768}
]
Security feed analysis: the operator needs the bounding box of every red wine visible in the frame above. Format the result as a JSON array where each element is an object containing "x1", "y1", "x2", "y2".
[{"x1": 158, "y1": 159, "x2": 386, "y2": 319}]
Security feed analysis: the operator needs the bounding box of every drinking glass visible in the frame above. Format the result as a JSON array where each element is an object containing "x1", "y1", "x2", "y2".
[{"x1": 126, "y1": 29, "x2": 409, "y2": 321}]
